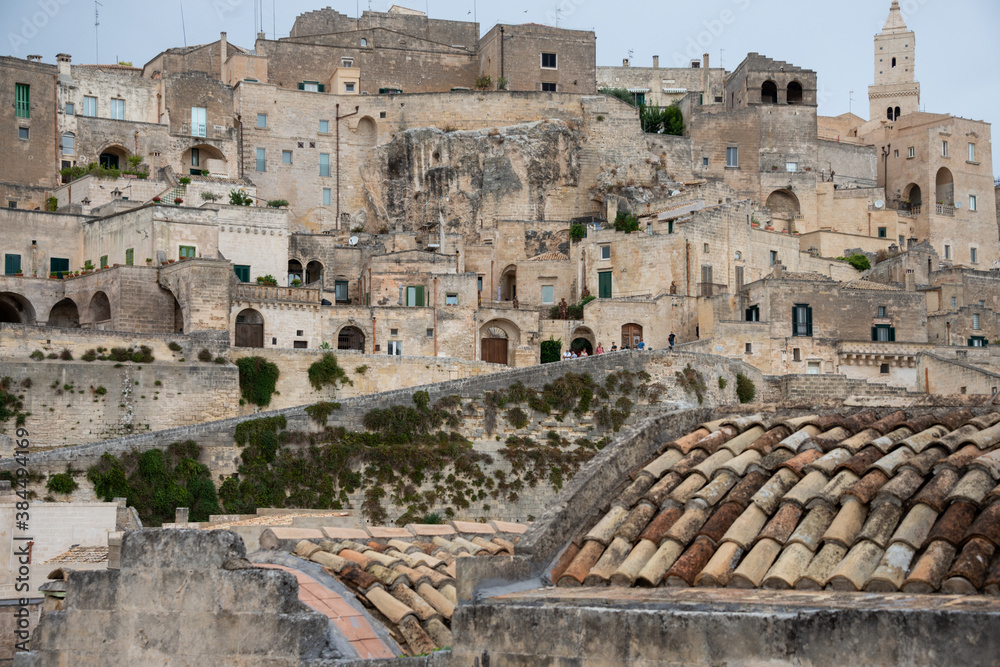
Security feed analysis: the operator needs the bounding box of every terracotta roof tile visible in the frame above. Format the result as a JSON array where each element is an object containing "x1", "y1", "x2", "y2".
[
  {"x1": 779, "y1": 450, "x2": 824, "y2": 477},
  {"x1": 636, "y1": 540, "x2": 684, "y2": 586},
  {"x1": 754, "y1": 449, "x2": 795, "y2": 473},
  {"x1": 691, "y1": 448, "x2": 735, "y2": 476},
  {"x1": 670, "y1": 449, "x2": 709, "y2": 476},
  {"x1": 787, "y1": 506, "x2": 835, "y2": 552},
  {"x1": 614, "y1": 503, "x2": 657, "y2": 542},
  {"x1": 902, "y1": 540, "x2": 957, "y2": 593},
  {"x1": 721, "y1": 504, "x2": 769, "y2": 549},
  {"x1": 876, "y1": 468, "x2": 926, "y2": 504},
  {"x1": 722, "y1": 470, "x2": 769, "y2": 508},
  {"x1": 720, "y1": 450, "x2": 762, "y2": 478},
  {"x1": 782, "y1": 470, "x2": 829, "y2": 507},
  {"x1": 963, "y1": 502, "x2": 1000, "y2": 546},
  {"x1": 584, "y1": 537, "x2": 633, "y2": 585},
  {"x1": 910, "y1": 469, "x2": 960, "y2": 512},
  {"x1": 762, "y1": 541, "x2": 814, "y2": 589},
  {"x1": 939, "y1": 444, "x2": 983, "y2": 472},
  {"x1": 868, "y1": 411, "x2": 908, "y2": 435},
  {"x1": 721, "y1": 425, "x2": 767, "y2": 456},
  {"x1": 750, "y1": 468, "x2": 798, "y2": 515},
  {"x1": 585, "y1": 506, "x2": 630, "y2": 546},
  {"x1": 796, "y1": 542, "x2": 847, "y2": 589},
  {"x1": 805, "y1": 448, "x2": 852, "y2": 476},
  {"x1": 691, "y1": 471, "x2": 739, "y2": 507},
  {"x1": 870, "y1": 427, "x2": 914, "y2": 453},
  {"x1": 638, "y1": 506, "x2": 685, "y2": 544},
  {"x1": 644, "y1": 472, "x2": 683, "y2": 506},
  {"x1": 942, "y1": 537, "x2": 996, "y2": 593},
  {"x1": 843, "y1": 470, "x2": 890, "y2": 504},
  {"x1": 746, "y1": 425, "x2": 792, "y2": 454},
  {"x1": 665, "y1": 537, "x2": 716, "y2": 587},
  {"x1": 663, "y1": 506, "x2": 712, "y2": 546},
  {"x1": 757, "y1": 503, "x2": 803, "y2": 545},
  {"x1": 946, "y1": 469, "x2": 995, "y2": 506},
  {"x1": 899, "y1": 446, "x2": 948, "y2": 477},
  {"x1": 827, "y1": 540, "x2": 884, "y2": 591},
  {"x1": 927, "y1": 501, "x2": 978, "y2": 546},
  {"x1": 691, "y1": 426, "x2": 738, "y2": 455},
  {"x1": 981, "y1": 552, "x2": 1000, "y2": 594},
  {"x1": 558, "y1": 540, "x2": 605, "y2": 586},
  {"x1": 613, "y1": 473, "x2": 657, "y2": 509},
  {"x1": 610, "y1": 539, "x2": 657, "y2": 586},
  {"x1": 814, "y1": 470, "x2": 860, "y2": 507},
  {"x1": 730, "y1": 538, "x2": 782, "y2": 588},
  {"x1": 669, "y1": 427, "x2": 711, "y2": 454},
  {"x1": 865, "y1": 542, "x2": 916, "y2": 592},
  {"x1": 857, "y1": 503, "x2": 904, "y2": 548},
  {"x1": 890, "y1": 503, "x2": 939, "y2": 550},
  {"x1": 837, "y1": 446, "x2": 884, "y2": 476},
  {"x1": 642, "y1": 449, "x2": 684, "y2": 478}
]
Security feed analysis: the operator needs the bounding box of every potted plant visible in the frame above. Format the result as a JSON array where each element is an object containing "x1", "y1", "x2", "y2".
[
  {"x1": 178, "y1": 177, "x2": 191, "y2": 185},
  {"x1": 174, "y1": 198, "x2": 183, "y2": 205},
  {"x1": 49, "y1": 272, "x2": 58, "y2": 279},
  {"x1": 771, "y1": 165, "x2": 779, "y2": 171},
  {"x1": 201, "y1": 170, "x2": 209, "y2": 177},
  {"x1": 14, "y1": 272, "x2": 22, "y2": 277},
  {"x1": 152, "y1": 196, "x2": 161, "y2": 203},
  {"x1": 145, "y1": 258, "x2": 153, "y2": 266},
  {"x1": 291, "y1": 278, "x2": 302, "y2": 287}
]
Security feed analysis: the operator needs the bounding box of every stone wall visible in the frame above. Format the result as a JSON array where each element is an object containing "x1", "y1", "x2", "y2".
[
  {"x1": 918, "y1": 353, "x2": 1000, "y2": 396},
  {"x1": 0, "y1": 58, "x2": 58, "y2": 199}
]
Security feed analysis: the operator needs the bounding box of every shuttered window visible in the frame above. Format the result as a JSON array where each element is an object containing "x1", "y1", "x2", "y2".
[
  {"x1": 15, "y1": 84, "x2": 29, "y2": 118},
  {"x1": 792, "y1": 304, "x2": 813, "y2": 337}
]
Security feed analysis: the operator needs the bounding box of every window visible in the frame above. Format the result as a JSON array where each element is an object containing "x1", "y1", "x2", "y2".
[
  {"x1": 256, "y1": 148, "x2": 266, "y2": 172},
  {"x1": 542, "y1": 285, "x2": 555, "y2": 304},
  {"x1": 293, "y1": 341, "x2": 308, "y2": 349},
  {"x1": 600, "y1": 245, "x2": 611, "y2": 260},
  {"x1": 334, "y1": 281, "x2": 349, "y2": 302},
  {"x1": 942, "y1": 140, "x2": 948, "y2": 157},
  {"x1": 969, "y1": 336, "x2": 988, "y2": 348},
  {"x1": 793, "y1": 348, "x2": 801, "y2": 362},
  {"x1": 179, "y1": 245, "x2": 196, "y2": 259},
  {"x1": 477, "y1": 276, "x2": 483, "y2": 292},
  {"x1": 298, "y1": 81, "x2": 324, "y2": 92},
  {"x1": 319, "y1": 120, "x2": 329, "y2": 133},
  {"x1": 541, "y1": 83, "x2": 557, "y2": 92},
  {"x1": 877, "y1": 306, "x2": 886, "y2": 318},
  {"x1": 65, "y1": 102, "x2": 74, "y2": 115},
  {"x1": 745, "y1": 343, "x2": 752, "y2": 354},
  {"x1": 878, "y1": 227, "x2": 887, "y2": 239},
  {"x1": 908, "y1": 146, "x2": 915, "y2": 158},
  {"x1": 969, "y1": 143, "x2": 976, "y2": 162},
  {"x1": 110, "y1": 99, "x2": 124, "y2": 120},
  {"x1": 973, "y1": 314, "x2": 981, "y2": 330},
  {"x1": 191, "y1": 106, "x2": 206, "y2": 136},
  {"x1": 769, "y1": 250, "x2": 777, "y2": 266},
  {"x1": 894, "y1": 150, "x2": 899, "y2": 158},
  {"x1": 405, "y1": 285, "x2": 426, "y2": 307},
  {"x1": 980, "y1": 300, "x2": 985, "y2": 307},
  {"x1": 786, "y1": 162, "x2": 798, "y2": 172},
  {"x1": 872, "y1": 325, "x2": 895, "y2": 342},
  {"x1": 61, "y1": 132, "x2": 74, "y2": 155},
  {"x1": 282, "y1": 150, "x2": 292, "y2": 164},
  {"x1": 387, "y1": 340, "x2": 402, "y2": 356},
  {"x1": 50, "y1": 257, "x2": 69, "y2": 278},
  {"x1": 83, "y1": 96, "x2": 97, "y2": 117},
  {"x1": 4, "y1": 254, "x2": 21, "y2": 275},
  {"x1": 15, "y1": 83, "x2": 29, "y2": 118},
  {"x1": 125, "y1": 248, "x2": 134, "y2": 266},
  {"x1": 944, "y1": 245, "x2": 951, "y2": 260},
  {"x1": 702, "y1": 157, "x2": 709, "y2": 167},
  {"x1": 191, "y1": 148, "x2": 200, "y2": 166},
  {"x1": 745, "y1": 305, "x2": 760, "y2": 322},
  {"x1": 360, "y1": 38, "x2": 367, "y2": 46},
  {"x1": 8, "y1": 201, "x2": 15, "y2": 208},
  {"x1": 345, "y1": 82, "x2": 356, "y2": 93},
  {"x1": 703, "y1": 243, "x2": 709, "y2": 254},
  {"x1": 792, "y1": 304, "x2": 813, "y2": 337},
  {"x1": 726, "y1": 147, "x2": 739, "y2": 168},
  {"x1": 445, "y1": 293, "x2": 458, "y2": 306},
  {"x1": 342, "y1": 57, "x2": 354, "y2": 67},
  {"x1": 952, "y1": 296, "x2": 958, "y2": 308},
  {"x1": 971, "y1": 247, "x2": 978, "y2": 264},
  {"x1": 319, "y1": 153, "x2": 330, "y2": 177},
  {"x1": 18, "y1": 127, "x2": 29, "y2": 141},
  {"x1": 970, "y1": 195, "x2": 977, "y2": 212},
  {"x1": 541, "y1": 53, "x2": 557, "y2": 69},
  {"x1": 807, "y1": 361, "x2": 820, "y2": 375},
  {"x1": 390, "y1": 329, "x2": 398, "y2": 337},
  {"x1": 322, "y1": 188, "x2": 331, "y2": 206},
  {"x1": 880, "y1": 364, "x2": 890, "y2": 374},
  {"x1": 256, "y1": 113, "x2": 267, "y2": 128},
  {"x1": 234, "y1": 265, "x2": 250, "y2": 282}
]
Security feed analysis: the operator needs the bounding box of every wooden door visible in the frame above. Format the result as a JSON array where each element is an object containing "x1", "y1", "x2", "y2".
[
  {"x1": 598, "y1": 271, "x2": 612, "y2": 298},
  {"x1": 621, "y1": 324, "x2": 643, "y2": 349},
  {"x1": 481, "y1": 338, "x2": 508, "y2": 366},
  {"x1": 235, "y1": 323, "x2": 264, "y2": 348}
]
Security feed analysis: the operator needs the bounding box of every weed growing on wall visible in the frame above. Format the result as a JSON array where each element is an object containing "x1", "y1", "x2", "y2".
[
  {"x1": 676, "y1": 364, "x2": 708, "y2": 404},
  {"x1": 45, "y1": 472, "x2": 78, "y2": 495},
  {"x1": 236, "y1": 357, "x2": 280, "y2": 407},
  {"x1": 736, "y1": 373, "x2": 756, "y2": 403},
  {"x1": 0, "y1": 376, "x2": 30, "y2": 428},
  {"x1": 308, "y1": 353, "x2": 353, "y2": 392}
]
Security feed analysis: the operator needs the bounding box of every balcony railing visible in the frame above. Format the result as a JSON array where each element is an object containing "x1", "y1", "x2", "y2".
[
  {"x1": 235, "y1": 283, "x2": 321, "y2": 304},
  {"x1": 699, "y1": 282, "x2": 728, "y2": 297},
  {"x1": 935, "y1": 203, "x2": 955, "y2": 217}
]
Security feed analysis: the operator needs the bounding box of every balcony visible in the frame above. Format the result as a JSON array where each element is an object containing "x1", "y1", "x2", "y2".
[
  {"x1": 699, "y1": 283, "x2": 728, "y2": 297},
  {"x1": 178, "y1": 122, "x2": 232, "y2": 140},
  {"x1": 935, "y1": 203, "x2": 955, "y2": 217},
  {"x1": 235, "y1": 283, "x2": 321, "y2": 304}
]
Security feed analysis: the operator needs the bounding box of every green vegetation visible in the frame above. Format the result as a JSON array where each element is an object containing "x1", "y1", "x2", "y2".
[
  {"x1": 87, "y1": 441, "x2": 221, "y2": 526},
  {"x1": 718, "y1": 376, "x2": 728, "y2": 390},
  {"x1": 59, "y1": 162, "x2": 121, "y2": 182},
  {"x1": 540, "y1": 338, "x2": 562, "y2": 364},
  {"x1": 736, "y1": 373, "x2": 756, "y2": 404},
  {"x1": 307, "y1": 353, "x2": 353, "y2": 391},
  {"x1": 506, "y1": 407, "x2": 529, "y2": 429},
  {"x1": 46, "y1": 196, "x2": 58, "y2": 212},
  {"x1": 29, "y1": 350, "x2": 44, "y2": 361},
  {"x1": 305, "y1": 401, "x2": 341, "y2": 426},
  {"x1": 168, "y1": 342, "x2": 183, "y2": 352},
  {"x1": 178, "y1": 177, "x2": 191, "y2": 185},
  {"x1": 229, "y1": 189, "x2": 253, "y2": 206},
  {"x1": 255, "y1": 274, "x2": 278, "y2": 286},
  {"x1": 599, "y1": 87, "x2": 641, "y2": 106},
  {"x1": 267, "y1": 199, "x2": 289, "y2": 208},
  {"x1": 640, "y1": 104, "x2": 684, "y2": 136},
  {"x1": 613, "y1": 211, "x2": 641, "y2": 233},
  {"x1": 837, "y1": 253, "x2": 871, "y2": 272},
  {"x1": 94, "y1": 386, "x2": 107, "y2": 396},
  {"x1": 569, "y1": 222, "x2": 587, "y2": 241},
  {"x1": 236, "y1": 357, "x2": 280, "y2": 407},
  {"x1": 46, "y1": 472, "x2": 78, "y2": 495},
  {"x1": 197, "y1": 349, "x2": 212, "y2": 362},
  {"x1": 676, "y1": 364, "x2": 708, "y2": 404},
  {"x1": 474, "y1": 75, "x2": 492, "y2": 90},
  {"x1": 0, "y1": 376, "x2": 30, "y2": 427},
  {"x1": 550, "y1": 295, "x2": 597, "y2": 320}
]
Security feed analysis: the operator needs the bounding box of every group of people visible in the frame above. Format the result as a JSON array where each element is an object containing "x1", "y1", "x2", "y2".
[{"x1": 561, "y1": 333, "x2": 677, "y2": 360}]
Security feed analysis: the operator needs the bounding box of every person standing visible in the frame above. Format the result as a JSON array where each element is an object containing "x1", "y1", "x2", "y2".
[
  {"x1": 668, "y1": 332, "x2": 676, "y2": 350},
  {"x1": 595, "y1": 342, "x2": 604, "y2": 354}
]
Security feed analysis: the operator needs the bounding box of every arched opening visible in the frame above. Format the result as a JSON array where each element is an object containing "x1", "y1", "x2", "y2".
[
  {"x1": 761, "y1": 81, "x2": 778, "y2": 104},
  {"x1": 337, "y1": 325, "x2": 365, "y2": 351},
  {"x1": 61, "y1": 131, "x2": 75, "y2": 156},
  {"x1": 305, "y1": 260, "x2": 323, "y2": 285},
  {"x1": 360, "y1": 38, "x2": 368, "y2": 47},
  {"x1": 766, "y1": 189, "x2": 801, "y2": 217},
  {"x1": 89, "y1": 291, "x2": 111, "y2": 326},
  {"x1": 887, "y1": 107, "x2": 894, "y2": 121},
  {"x1": 182, "y1": 144, "x2": 227, "y2": 177},
  {"x1": 0, "y1": 293, "x2": 35, "y2": 324},
  {"x1": 894, "y1": 106, "x2": 901, "y2": 120},
  {"x1": 98, "y1": 145, "x2": 128, "y2": 170},
  {"x1": 235, "y1": 308, "x2": 264, "y2": 348},
  {"x1": 904, "y1": 183, "x2": 922, "y2": 210},
  {"x1": 169, "y1": 291, "x2": 184, "y2": 333},
  {"x1": 571, "y1": 326, "x2": 595, "y2": 356},
  {"x1": 892, "y1": 57, "x2": 897, "y2": 68},
  {"x1": 621, "y1": 323, "x2": 643, "y2": 349},
  {"x1": 786, "y1": 81, "x2": 803, "y2": 105},
  {"x1": 935, "y1": 167, "x2": 954, "y2": 207},
  {"x1": 499, "y1": 265, "x2": 517, "y2": 302},
  {"x1": 480, "y1": 319, "x2": 520, "y2": 366},
  {"x1": 47, "y1": 298, "x2": 80, "y2": 328},
  {"x1": 356, "y1": 117, "x2": 377, "y2": 147},
  {"x1": 288, "y1": 259, "x2": 303, "y2": 286}
]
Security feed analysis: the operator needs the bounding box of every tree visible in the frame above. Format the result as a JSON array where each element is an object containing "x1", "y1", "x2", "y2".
[{"x1": 640, "y1": 104, "x2": 684, "y2": 136}]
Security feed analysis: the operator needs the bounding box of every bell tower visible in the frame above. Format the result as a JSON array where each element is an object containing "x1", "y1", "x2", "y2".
[{"x1": 868, "y1": 1, "x2": 920, "y2": 121}]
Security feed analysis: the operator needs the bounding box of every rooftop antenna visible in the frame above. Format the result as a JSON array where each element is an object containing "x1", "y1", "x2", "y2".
[
  {"x1": 849, "y1": 89, "x2": 855, "y2": 115},
  {"x1": 179, "y1": 0, "x2": 188, "y2": 48},
  {"x1": 720, "y1": 48, "x2": 725, "y2": 69},
  {"x1": 94, "y1": 0, "x2": 102, "y2": 63}
]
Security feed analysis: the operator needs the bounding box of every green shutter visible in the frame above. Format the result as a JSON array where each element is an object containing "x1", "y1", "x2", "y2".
[
  {"x1": 16, "y1": 83, "x2": 30, "y2": 118},
  {"x1": 792, "y1": 307, "x2": 797, "y2": 336},
  {"x1": 806, "y1": 306, "x2": 813, "y2": 337},
  {"x1": 598, "y1": 271, "x2": 612, "y2": 298},
  {"x1": 234, "y1": 265, "x2": 250, "y2": 283},
  {"x1": 415, "y1": 285, "x2": 425, "y2": 307},
  {"x1": 5, "y1": 254, "x2": 21, "y2": 275},
  {"x1": 297, "y1": 82, "x2": 305, "y2": 90},
  {"x1": 100, "y1": 255, "x2": 108, "y2": 269},
  {"x1": 888, "y1": 327, "x2": 895, "y2": 342},
  {"x1": 50, "y1": 257, "x2": 69, "y2": 277},
  {"x1": 317, "y1": 84, "x2": 326, "y2": 93},
  {"x1": 125, "y1": 248, "x2": 134, "y2": 265},
  {"x1": 872, "y1": 327, "x2": 878, "y2": 342}
]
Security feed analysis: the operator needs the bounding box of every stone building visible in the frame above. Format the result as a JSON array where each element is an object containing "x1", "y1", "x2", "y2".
[{"x1": 597, "y1": 53, "x2": 727, "y2": 109}]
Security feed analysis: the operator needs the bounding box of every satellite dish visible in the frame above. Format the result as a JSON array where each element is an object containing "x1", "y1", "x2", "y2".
[
  {"x1": 349, "y1": 236, "x2": 359, "y2": 246},
  {"x1": 954, "y1": 201, "x2": 961, "y2": 209},
  {"x1": 874, "y1": 199, "x2": 885, "y2": 209}
]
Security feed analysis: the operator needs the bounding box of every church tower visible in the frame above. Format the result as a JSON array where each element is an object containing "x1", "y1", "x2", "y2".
[{"x1": 868, "y1": 1, "x2": 920, "y2": 121}]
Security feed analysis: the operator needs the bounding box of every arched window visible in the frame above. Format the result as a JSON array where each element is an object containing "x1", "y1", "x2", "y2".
[
  {"x1": 786, "y1": 81, "x2": 803, "y2": 105},
  {"x1": 360, "y1": 38, "x2": 368, "y2": 46},
  {"x1": 892, "y1": 57, "x2": 897, "y2": 67},
  {"x1": 761, "y1": 81, "x2": 778, "y2": 104},
  {"x1": 894, "y1": 106, "x2": 901, "y2": 120}
]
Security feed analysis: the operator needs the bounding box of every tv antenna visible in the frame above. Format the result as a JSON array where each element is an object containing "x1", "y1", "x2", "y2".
[
  {"x1": 179, "y1": 0, "x2": 188, "y2": 48},
  {"x1": 94, "y1": 1, "x2": 102, "y2": 63},
  {"x1": 849, "y1": 89, "x2": 855, "y2": 115}
]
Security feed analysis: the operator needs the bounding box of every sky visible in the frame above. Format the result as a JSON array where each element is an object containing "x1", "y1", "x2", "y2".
[{"x1": 3, "y1": 0, "x2": 998, "y2": 164}]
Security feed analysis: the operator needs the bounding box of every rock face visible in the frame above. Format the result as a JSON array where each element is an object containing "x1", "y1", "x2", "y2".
[
  {"x1": 17, "y1": 530, "x2": 331, "y2": 666},
  {"x1": 361, "y1": 120, "x2": 584, "y2": 235}
]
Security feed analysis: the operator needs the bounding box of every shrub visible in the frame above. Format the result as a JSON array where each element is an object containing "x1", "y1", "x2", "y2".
[
  {"x1": 94, "y1": 386, "x2": 107, "y2": 396},
  {"x1": 507, "y1": 407, "x2": 529, "y2": 429},
  {"x1": 569, "y1": 222, "x2": 586, "y2": 241},
  {"x1": 421, "y1": 512, "x2": 444, "y2": 525},
  {"x1": 47, "y1": 353, "x2": 58, "y2": 359},
  {"x1": 81, "y1": 349, "x2": 97, "y2": 362},
  {"x1": 229, "y1": 189, "x2": 253, "y2": 206},
  {"x1": 178, "y1": 177, "x2": 191, "y2": 185},
  {"x1": 168, "y1": 342, "x2": 183, "y2": 352},
  {"x1": 736, "y1": 373, "x2": 756, "y2": 404},
  {"x1": 355, "y1": 365, "x2": 369, "y2": 375},
  {"x1": 46, "y1": 472, "x2": 78, "y2": 495},
  {"x1": 266, "y1": 199, "x2": 289, "y2": 208},
  {"x1": 613, "y1": 211, "x2": 641, "y2": 233},
  {"x1": 718, "y1": 377, "x2": 728, "y2": 390},
  {"x1": 236, "y1": 356, "x2": 280, "y2": 407},
  {"x1": 214, "y1": 357, "x2": 226, "y2": 364},
  {"x1": 59, "y1": 349, "x2": 73, "y2": 361},
  {"x1": 173, "y1": 198, "x2": 184, "y2": 205},
  {"x1": 675, "y1": 364, "x2": 707, "y2": 404},
  {"x1": 46, "y1": 196, "x2": 58, "y2": 212},
  {"x1": 197, "y1": 349, "x2": 212, "y2": 362},
  {"x1": 540, "y1": 338, "x2": 562, "y2": 364},
  {"x1": 305, "y1": 401, "x2": 341, "y2": 425},
  {"x1": 307, "y1": 353, "x2": 352, "y2": 391},
  {"x1": 30, "y1": 350, "x2": 44, "y2": 361},
  {"x1": 474, "y1": 75, "x2": 492, "y2": 90},
  {"x1": 0, "y1": 376, "x2": 29, "y2": 427},
  {"x1": 839, "y1": 253, "x2": 871, "y2": 272},
  {"x1": 200, "y1": 191, "x2": 221, "y2": 202},
  {"x1": 255, "y1": 274, "x2": 277, "y2": 286}
]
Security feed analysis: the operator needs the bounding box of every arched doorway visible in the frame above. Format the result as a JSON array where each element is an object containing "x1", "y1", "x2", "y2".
[
  {"x1": 905, "y1": 183, "x2": 922, "y2": 210},
  {"x1": 481, "y1": 327, "x2": 508, "y2": 365},
  {"x1": 761, "y1": 81, "x2": 778, "y2": 104},
  {"x1": 499, "y1": 265, "x2": 516, "y2": 302},
  {"x1": 98, "y1": 145, "x2": 128, "y2": 170},
  {"x1": 337, "y1": 326, "x2": 365, "y2": 351},
  {"x1": 47, "y1": 298, "x2": 80, "y2": 328},
  {"x1": 89, "y1": 291, "x2": 112, "y2": 327},
  {"x1": 235, "y1": 308, "x2": 264, "y2": 348},
  {"x1": 787, "y1": 81, "x2": 803, "y2": 104},
  {"x1": 305, "y1": 260, "x2": 323, "y2": 285},
  {"x1": 288, "y1": 259, "x2": 303, "y2": 285},
  {"x1": 621, "y1": 323, "x2": 643, "y2": 349},
  {"x1": 356, "y1": 117, "x2": 377, "y2": 146},
  {"x1": 0, "y1": 293, "x2": 34, "y2": 324},
  {"x1": 766, "y1": 189, "x2": 800, "y2": 217},
  {"x1": 571, "y1": 326, "x2": 595, "y2": 356},
  {"x1": 935, "y1": 168, "x2": 954, "y2": 207}
]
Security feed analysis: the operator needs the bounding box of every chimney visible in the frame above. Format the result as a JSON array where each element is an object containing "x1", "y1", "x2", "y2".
[
  {"x1": 702, "y1": 53, "x2": 709, "y2": 99},
  {"x1": 652, "y1": 55, "x2": 659, "y2": 69},
  {"x1": 26, "y1": 55, "x2": 42, "y2": 62},
  {"x1": 905, "y1": 269, "x2": 915, "y2": 292},
  {"x1": 56, "y1": 53, "x2": 71, "y2": 76},
  {"x1": 772, "y1": 261, "x2": 784, "y2": 279},
  {"x1": 623, "y1": 58, "x2": 629, "y2": 67},
  {"x1": 220, "y1": 32, "x2": 227, "y2": 81}
]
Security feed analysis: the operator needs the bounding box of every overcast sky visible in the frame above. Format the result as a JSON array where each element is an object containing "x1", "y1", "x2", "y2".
[{"x1": 4, "y1": 0, "x2": 998, "y2": 164}]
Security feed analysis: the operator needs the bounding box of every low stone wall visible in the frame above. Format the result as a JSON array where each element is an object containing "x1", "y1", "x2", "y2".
[
  {"x1": 0, "y1": 323, "x2": 229, "y2": 363},
  {"x1": 919, "y1": 352, "x2": 1000, "y2": 396}
]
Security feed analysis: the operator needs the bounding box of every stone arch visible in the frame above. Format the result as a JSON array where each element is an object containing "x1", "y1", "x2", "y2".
[
  {"x1": 904, "y1": 183, "x2": 922, "y2": 208},
  {"x1": 235, "y1": 308, "x2": 264, "y2": 348},
  {"x1": 571, "y1": 326, "x2": 595, "y2": 355},
  {"x1": 336, "y1": 325, "x2": 366, "y2": 351},
  {"x1": 46, "y1": 298, "x2": 80, "y2": 328},
  {"x1": 288, "y1": 259, "x2": 304, "y2": 285},
  {"x1": 480, "y1": 318, "x2": 521, "y2": 366},
  {"x1": 766, "y1": 189, "x2": 800, "y2": 217},
  {"x1": 935, "y1": 167, "x2": 954, "y2": 206},
  {"x1": 89, "y1": 291, "x2": 112, "y2": 325},
  {"x1": 786, "y1": 81, "x2": 803, "y2": 105},
  {"x1": 761, "y1": 80, "x2": 778, "y2": 104},
  {"x1": 621, "y1": 323, "x2": 643, "y2": 349},
  {"x1": 305, "y1": 260, "x2": 324, "y2": 285},
  {"x1": 499, "y1": 264, "x2": 517, "y2": 301},
  {"x1": 0, "y1": 292, "x2": 35, "y2": 324},
  {"x1": 356, "y1": 116, "x2": 377, "y2": 146},
  {"x1": 183, "y1": 143, "x2": 227, "y2": 176},
  {"x1": 98, "y1": 144, "x2": 129, "y2": 170}
]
